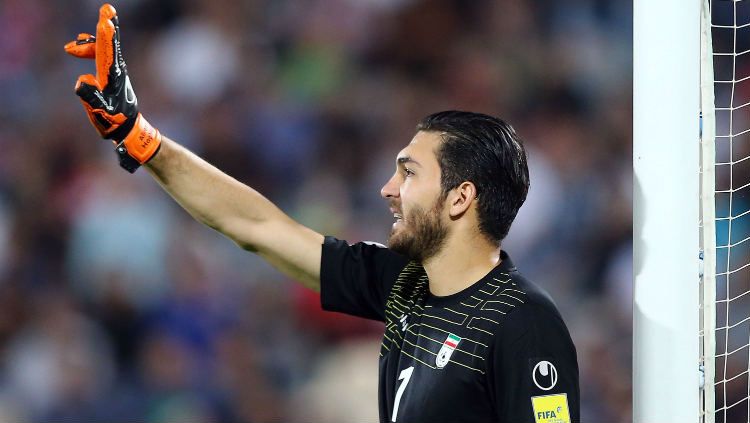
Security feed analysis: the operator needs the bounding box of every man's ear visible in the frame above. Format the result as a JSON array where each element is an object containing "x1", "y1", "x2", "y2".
[{"x1": 447, "y1": 182, "x2": 478, "y2": 218}]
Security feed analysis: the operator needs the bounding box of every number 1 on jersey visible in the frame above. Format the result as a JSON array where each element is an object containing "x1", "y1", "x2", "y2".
[{"x1": 391, "y1": 366, "x2": 414, "y2": 422}]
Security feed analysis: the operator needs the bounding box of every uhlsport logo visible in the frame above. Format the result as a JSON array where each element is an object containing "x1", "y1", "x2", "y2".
[
  {"x1": 436, "y1": 333, "x2": 461, "y2": 369},
  {"x1": 532, "y1": 360, "x2": 558, "y2": 391}
]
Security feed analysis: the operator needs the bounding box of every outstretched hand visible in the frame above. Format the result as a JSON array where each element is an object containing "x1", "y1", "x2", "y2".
[{"x1": 65, "y1": 3, "x2": 161, "y2": 173}]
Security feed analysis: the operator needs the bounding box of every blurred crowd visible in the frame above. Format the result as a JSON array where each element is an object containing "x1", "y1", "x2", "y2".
[{"x1": 0, "y1": 0, "x2": 632, "y2": 421}]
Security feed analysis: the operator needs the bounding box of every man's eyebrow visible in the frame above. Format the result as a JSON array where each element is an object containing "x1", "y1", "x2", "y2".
[{"x1": 397, "y1": 156, "x2": 422, "y2": 167}]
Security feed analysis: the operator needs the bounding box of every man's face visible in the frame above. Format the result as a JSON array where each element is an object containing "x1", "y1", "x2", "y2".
[{"x1": 380, "y1": 131, "x2": 449, "y2": 262}]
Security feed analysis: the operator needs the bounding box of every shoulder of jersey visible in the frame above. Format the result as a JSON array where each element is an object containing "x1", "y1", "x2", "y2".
[{"x1": 508, "y1": 273, "x2": 565, "y2": 321}]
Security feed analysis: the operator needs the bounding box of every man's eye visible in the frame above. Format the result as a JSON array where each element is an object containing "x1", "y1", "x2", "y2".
[{"x1": 403, "y1": 168, "x2": 415, "y2": 177}]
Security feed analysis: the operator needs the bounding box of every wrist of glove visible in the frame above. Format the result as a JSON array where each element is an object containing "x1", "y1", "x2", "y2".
[
  {"x1": 64, "y1": 4, "x2": 161, "y2": 173},
  {"x1": 115, "y1": 114, "x2": 162, "y2": 173}
]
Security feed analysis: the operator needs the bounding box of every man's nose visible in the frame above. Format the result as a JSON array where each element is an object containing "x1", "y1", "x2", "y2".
[{"x1": 381, "y1": 174, "x2": 399, "y2": 199}]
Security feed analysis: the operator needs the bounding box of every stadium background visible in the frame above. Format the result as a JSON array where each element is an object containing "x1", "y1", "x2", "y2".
[{"x1": 0, "y1": 0, "x2": 631, "y2": 421}]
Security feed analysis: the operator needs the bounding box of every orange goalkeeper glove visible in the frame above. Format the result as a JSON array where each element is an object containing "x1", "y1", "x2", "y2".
[{"x1": 64, "y1": 3, "x2": 161, "y2": 173}]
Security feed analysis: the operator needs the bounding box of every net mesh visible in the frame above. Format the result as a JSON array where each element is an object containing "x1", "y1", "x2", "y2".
[{"x1": 703, "y1": 1, "x2": 750, "y2": 422}]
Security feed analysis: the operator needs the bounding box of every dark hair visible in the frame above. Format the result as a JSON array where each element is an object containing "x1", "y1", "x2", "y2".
[{"x1": 416, "y1": 110, "x2": 530, "y2": 244}]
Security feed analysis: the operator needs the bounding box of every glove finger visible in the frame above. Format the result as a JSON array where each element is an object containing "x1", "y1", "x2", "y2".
[
  {"x1": 95, "y1": 3, "x2": 119, "y2": 88},
  {"x1": 74, "y1": 74, "x2": 112, "y2": 137},
  {"x1": 64, "y1": 33, "x2": 96, "y2": 59},
  {"x1": 75, "y1": 74, "x2": 128, "y2": 138},
  {"x1": 74, "y1": 74, "x2": 110, "y2": 111},
  {"x1": 111, "y1": 14, "x2": 127, "y2": 76},
  {"x1": 75, "y1": 73, "x2": 103, "y2": 92}
]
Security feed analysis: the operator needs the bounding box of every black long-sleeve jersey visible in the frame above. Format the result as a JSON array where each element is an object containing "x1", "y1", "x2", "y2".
[{"x1": 320, "y1": 236, "x2": 580, "y2": 423}]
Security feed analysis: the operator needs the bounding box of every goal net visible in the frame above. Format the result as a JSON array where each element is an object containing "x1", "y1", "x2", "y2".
[{"x1": 701, "y1": 1, "x2": 750, "y2": 422}]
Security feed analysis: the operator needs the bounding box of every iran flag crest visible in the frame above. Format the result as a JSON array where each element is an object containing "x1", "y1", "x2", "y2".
[{"x1": 436, "y1": 333, "x2": 461, "y2": 369}]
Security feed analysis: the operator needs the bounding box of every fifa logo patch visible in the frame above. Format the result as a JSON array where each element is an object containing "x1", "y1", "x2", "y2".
[
  {"x1": 436, "y1": 333, "x2": 461, "y2": 369},
  {"x1": 531, "y1": 393, "x2": 570, "y2": 423}
]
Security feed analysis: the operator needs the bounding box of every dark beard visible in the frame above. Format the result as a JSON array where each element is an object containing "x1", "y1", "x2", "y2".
[{"x1": 388, "y1": 200, "x2": 448, "y2": 263}]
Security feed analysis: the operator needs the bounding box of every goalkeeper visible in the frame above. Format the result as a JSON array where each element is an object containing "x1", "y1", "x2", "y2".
[{"x1": 65, "y1": 4, "x2": 580, "y2": 423}]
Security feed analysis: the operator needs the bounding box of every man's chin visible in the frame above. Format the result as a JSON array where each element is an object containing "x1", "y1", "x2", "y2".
[
  {"x1": 387, "y1": 234, "x2": 402, "y2": 251},
  {"x1": 388, "y1": 233, "x2": 419, "y2": 260},
  {"x1": 387, "y1": 231, "x2": 408, "y2": 254}
]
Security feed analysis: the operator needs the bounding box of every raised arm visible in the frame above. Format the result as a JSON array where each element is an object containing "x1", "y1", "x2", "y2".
[
  {"x1": 146, "y1": 138, "x2": 324, "y2": 290},
  {"x1": 64, "y1": 3, "x2": 324, "y2": 290}
]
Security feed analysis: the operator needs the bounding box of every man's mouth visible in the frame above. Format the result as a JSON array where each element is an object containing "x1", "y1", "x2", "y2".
[{"x1": 390, "y1": 206, "x2": 404, "y2": 222}]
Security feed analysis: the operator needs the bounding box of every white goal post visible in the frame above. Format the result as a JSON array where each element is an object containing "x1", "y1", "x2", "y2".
[
  {"x1": 636, "y1": 0, "x2": 750, "y2": 422},
  {"x1": 633, "y1": 1, "x2": 700, "y2": 423}
]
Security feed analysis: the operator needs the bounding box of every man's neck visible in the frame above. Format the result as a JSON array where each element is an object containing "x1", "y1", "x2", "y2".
[{"x1": 422, "y1": 233, "x2": 501, "y2": 297}]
